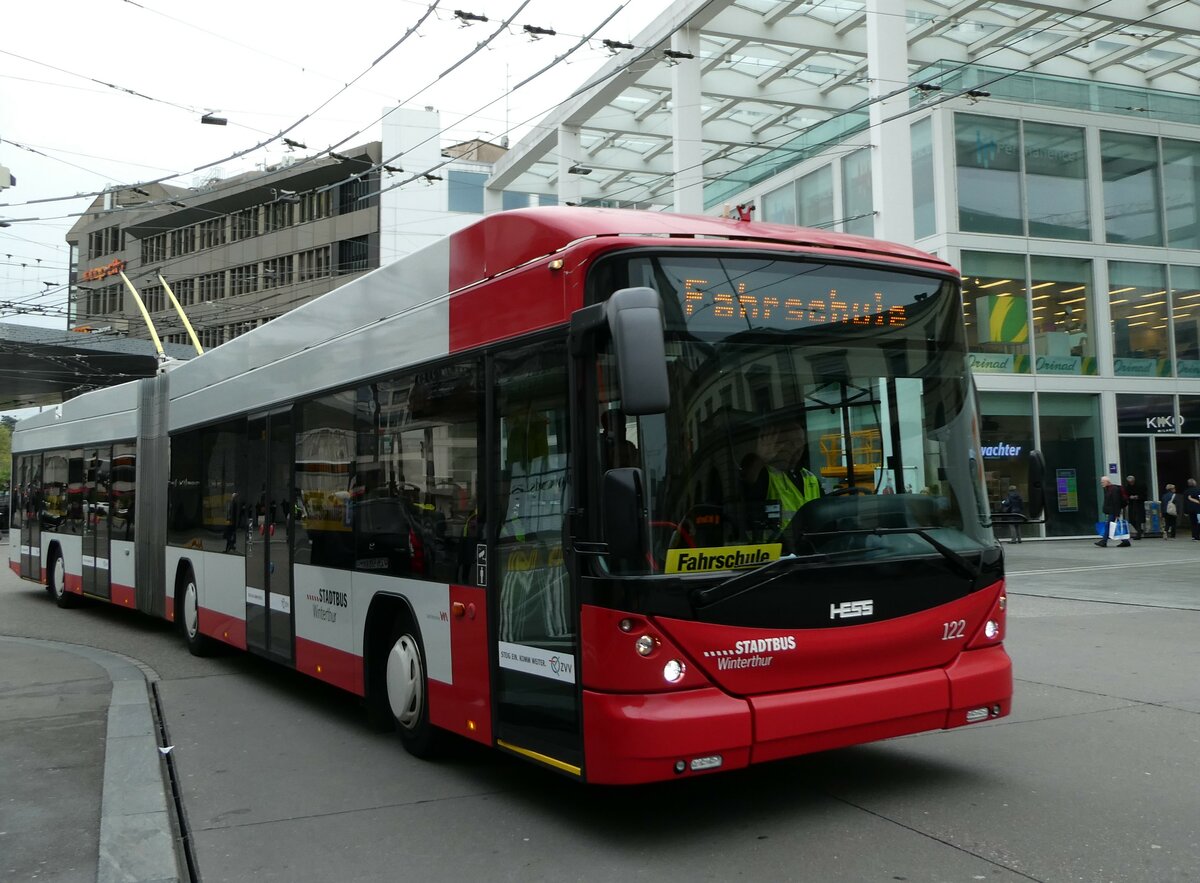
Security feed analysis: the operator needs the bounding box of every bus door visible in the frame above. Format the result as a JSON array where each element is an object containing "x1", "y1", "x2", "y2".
[
  {"x1": 82, "y1": 446, "x2": 112, "y2": 599},
  {"x1": 245, "y1": 410, "x2": 295, "y2": 663},
  {"x1": 18, "y1": 454, "x2": 41, "y2": 581},
  {"x1": 490, "y1": 341, "x2": 583, "y2": 773}
]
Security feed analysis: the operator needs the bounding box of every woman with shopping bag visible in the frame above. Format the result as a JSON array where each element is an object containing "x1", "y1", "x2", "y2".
[
  {"x1": 1095, "y1": 475, "x2": 1131, "y2": 548},
  {"x1": 1161, "y1": 483, "x2": 1178, "y2": 539}
]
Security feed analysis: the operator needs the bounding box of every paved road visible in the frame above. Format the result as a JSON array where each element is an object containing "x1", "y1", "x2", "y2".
[{"x1": 3, "y1": 533, "x2": 1198, "y2": 882}]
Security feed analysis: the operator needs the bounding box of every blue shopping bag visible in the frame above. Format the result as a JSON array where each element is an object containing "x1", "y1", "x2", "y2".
[
  {"x1": 1096, "y1": 521, "x2": 1107, "y2": 538},
  {"x1": 1110, "y1": 518, "x2": 1131, "y2": 541}
]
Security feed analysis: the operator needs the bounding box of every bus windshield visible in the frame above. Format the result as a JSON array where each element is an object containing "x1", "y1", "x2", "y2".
[{"x1": 597, "y1": 253, "x2": 992, "y2": 576}]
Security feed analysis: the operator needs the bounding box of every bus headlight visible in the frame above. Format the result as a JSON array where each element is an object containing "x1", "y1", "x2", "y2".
[
  {"x1": 984, "y1": 620, "x2": 1000, "y2": 640},
  {"x1": 635, "y1": 634, "x2": 657, "y2": 656},
  {"x1": 663, "y1": 659, "x2": 686, "y2": 683}
]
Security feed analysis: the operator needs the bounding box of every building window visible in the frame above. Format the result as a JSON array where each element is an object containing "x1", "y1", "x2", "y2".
[
  {"x1": 100, "y1": 283, "x2": 122, "y2": 315},
  {"x1": 170, "y1": 226, "x2": 195, "y2": 256},
  {"x1": 962, "y1": 251, "x2": 1030, "y2": 374},
  {"x1": 172, "y1": 277, "x2": 196, "y2": 307},
  {"x1": 797, "y1": 165, "x2": 833, "y2": 228},
  {"x1": 195, "y1": 327, "x2": 222, "y2": 349},
  {"x1": 1109, "y1": 261, "x2": 1168, "y2": 377},
  {"x1": 1024, "y1": 122, "x2": 1089, "y2": 241},
  {"x1": 230, "y1": 207, "x2": 259, "y2": 242},
  {"x1": 88, "y1": 225, "x2": 122, "y2": 260},
  {"x1": 911, "y1": 117, "x2": 935, "y2": 239},
  {"x1": 337, "y1": 237, "x2": 369, "y2": 275},
  {"x1": 141, "y1": 284, "x2": 164, "y2": 313},
  {"x1": 140, "y1": 233, "x2": 168, "y2": 264},
  {"x1": 761, "y1": 181, "x2": 797, "y2": 225},
  {"x1": 299, "y1": 190, "x2": 331, "y2": 223},
  {"x1": 264, "y1": 201, "x2": 294, "y2": 233},
  {"x1": 230, "y1": 264, "x2": 258, "y2": 296},
  {"x1": 297, "y1": 246, "x2": 330, "y2": 281},
  {"x1": 502, "y1": 190, "x2": 537, "y2": 210},
  {"x1": 198, "y1": 218, "x2": 225, "y2": 249},
  {"x1": 1172, "y1": 265, "x2": 1200, "y2": 379},
  {"x1": 978, "y1": 391, "x2": 1034, "y2": 538},
  {"x1": 1030, "y1": 256, "x2": 1096, "y2": 376},
  {"x1": 1163, "y1": 139, "x2": 1200, "y2": 250},
  {"x1": 1102, "y1": 132, "x2": 1162, "y2": 246},
  {"x1": 338, "y1": 177, "x2": 372, "y2": 215},
  {"x1": 1038, "y1": 393, "x2": 1102, "y2": 538},
  {"x1": 197, "y1": 272, "x2": 225, "y2": 302},
  {"x1": 840, "y1": 149, "x2": 873, "y2": 237},
  {"x1": 955, "y1": 114, "x2": 1022, "y2": 235},
  {"x1": 448, "y1": 170, "x2": 485, "y2": 214},
  {"x1": 262, "y1": 256, "x2": 293, "y2": 288}
]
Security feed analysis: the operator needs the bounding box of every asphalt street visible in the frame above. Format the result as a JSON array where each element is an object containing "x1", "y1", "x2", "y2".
[{"x1": 2, "y1": 531, "x2": 1198, "y2": 883}]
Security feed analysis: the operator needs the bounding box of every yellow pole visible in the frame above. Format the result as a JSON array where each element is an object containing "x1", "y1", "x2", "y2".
[
  {"x1": 158, "y1": 273, "x2": 204, "y2": 355},
  {"x1": 117, "y1": 270, "x2": 164, "y2": 356}
]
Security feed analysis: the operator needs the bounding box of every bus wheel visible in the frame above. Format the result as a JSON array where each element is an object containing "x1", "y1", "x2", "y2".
[
  {"x1": 178, "y1": 567, "x2": 214, "y2": 657},
  {"x1": 48, "y1": 549, "x2": 76, "y2": 609},
  {"x1": 385, "y1": 621, "x2": 439, "y2": 758}
]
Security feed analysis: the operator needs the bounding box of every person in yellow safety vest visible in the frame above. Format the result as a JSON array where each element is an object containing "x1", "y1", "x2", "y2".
[{"x1": 741, "y1": 420, "x2": 822, "y2": 531}]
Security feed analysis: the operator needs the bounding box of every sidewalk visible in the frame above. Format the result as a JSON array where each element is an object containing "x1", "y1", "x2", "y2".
[{"x1": 0, "y1": 634, "x2": 181, "y2": 883}]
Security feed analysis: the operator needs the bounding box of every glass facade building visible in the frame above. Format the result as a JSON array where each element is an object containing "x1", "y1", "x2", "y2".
[{"x1": 741, "y1": 68, "x2": 1200, "y2": 539}]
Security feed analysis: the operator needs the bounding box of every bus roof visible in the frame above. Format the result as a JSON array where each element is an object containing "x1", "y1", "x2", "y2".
[
  {"x1": 18, "y1": 208, "x2": 958, "y2": 438},
  {"x1": 447, "y1": 207, "x2": 953, "y2": 291}
]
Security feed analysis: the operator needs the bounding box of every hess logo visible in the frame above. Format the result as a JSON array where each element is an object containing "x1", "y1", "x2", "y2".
[{"x1": 830, "y1": 599, "x2": 874, "y2": 620}]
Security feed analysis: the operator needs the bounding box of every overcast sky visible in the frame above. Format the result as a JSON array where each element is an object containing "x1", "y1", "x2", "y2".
[
  {"x1": 0, "y1": 0, "x2": 666, "y2": 325},
  {"x1": 0, "y1": 0, "x2": 667, "y2": 419}
]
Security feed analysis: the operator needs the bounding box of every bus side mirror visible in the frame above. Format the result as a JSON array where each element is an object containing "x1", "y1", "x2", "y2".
[
  {"x1": 604, "y1": 287, "x2": 670, "y2": 416},
  {"x1": 1027, "y1": 449, "x2": 1046, "y2": 520},
  {"x1": 603, "y1": 467, "x2": 648, "y2": 563}
]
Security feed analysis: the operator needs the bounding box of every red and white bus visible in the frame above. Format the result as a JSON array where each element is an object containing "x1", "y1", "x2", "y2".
[{"x1": 8, "y1": 207, "x2": 1041, "y2": 784}]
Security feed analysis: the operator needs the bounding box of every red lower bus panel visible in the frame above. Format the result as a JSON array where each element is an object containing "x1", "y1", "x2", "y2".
[
  {"x1": 111, "y1": 583, "x2": 136, "y2": 608},
  {"x1": 295, "y1": 637, "x2": 364, "y2": 696},
  {"x1": 9, "y1": 560, "x2": 18, "y2": 576},
  {"x1": 582, "y1": 644, "x2": 1013, "y2": 783},
  {"x1": 66, "y1": 572, "x2": 83, "y2": 594},
  {"x1": 749, "y1": 669, "x2": 948, "y2": 764},
  {"x1": 944, "y1": 644, "x2": 1012, "y2": 727},
  {"x1": 198, "y1": 606, "x2": 247, "y2": 650},
  {"x1": 428, "y1": 585, "x2": 492, "y2": 745},
  {"x1": 583, "y1": 688, "x2": 752, "y2": 785}
]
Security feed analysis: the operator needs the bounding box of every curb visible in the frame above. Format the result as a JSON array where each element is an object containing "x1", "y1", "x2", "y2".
[{"x1": 0, "y1": 636, "x2": 181, "y2": 883}]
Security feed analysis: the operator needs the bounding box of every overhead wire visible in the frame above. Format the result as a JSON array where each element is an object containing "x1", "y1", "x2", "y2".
[
  {"x1": 0, "y1": 0, "x2": 687, "y2": 216},
  {"x1": 0, "y1": 0, "x2": 445, "y2": 212},
  {"x1": 0, "y1": 0, "x2": 1190, "y2": 328},
  {"x1": 0, "y1": 2, "x2": 651, "y2": 317}
]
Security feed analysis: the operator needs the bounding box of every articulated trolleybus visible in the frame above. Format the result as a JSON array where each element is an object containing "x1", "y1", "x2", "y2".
[{"x1": 9, "y1": 207, "x2": 1037, "y2": 784}]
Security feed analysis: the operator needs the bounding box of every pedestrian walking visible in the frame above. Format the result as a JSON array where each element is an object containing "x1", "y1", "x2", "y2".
[
  {"x1": 1095, "y1": 475, "x2": 1131, "y2": 548},
  {"x1": 1186, "y1": 478, "x2": 1200, "y2": 541},
  {"x1": 1123, "y1": 475, "x2": 1145, "y2": 539},
  {"x1": 1161, "y1": 483, "x2": 1178, "y2": 539},
  {"x1": 1000, "y1": 485, "x2": 1024, "y2": 543}
]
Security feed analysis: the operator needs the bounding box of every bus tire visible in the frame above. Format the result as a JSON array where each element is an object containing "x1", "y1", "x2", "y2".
[
  {"x1": 384, "y1": 617, "x2": 440, "y2": 758},
  {"x1": 48, "y1": 547, "x2": 76, "y2": 608},
  {"x1": 177, "y1": 565, "x2": 215, "y2": 657}
]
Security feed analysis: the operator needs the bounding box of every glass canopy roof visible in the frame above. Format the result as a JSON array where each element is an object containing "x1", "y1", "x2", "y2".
[{"x1": 489, "y1": 0, "x2": 1200, "y2": 212}]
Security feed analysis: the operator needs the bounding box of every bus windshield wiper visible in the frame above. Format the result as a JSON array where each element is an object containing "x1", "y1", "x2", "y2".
[
  {"x1": 803, "y1": 526, "x2": 980, "y2": 581},
  {"x1": 691, "y1": 551, "x2": 830, "y2": 610}
]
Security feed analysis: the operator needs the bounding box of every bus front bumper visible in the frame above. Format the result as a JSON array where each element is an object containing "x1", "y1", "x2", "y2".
[{"x1": 582, "y1": 644, "x2": 1012, "y2": 785}]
